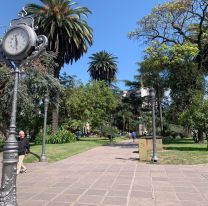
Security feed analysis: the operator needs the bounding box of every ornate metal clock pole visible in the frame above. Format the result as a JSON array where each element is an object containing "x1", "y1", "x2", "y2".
[{"x1": 0, "y1": 9, "x2": 48, "y2": 205}]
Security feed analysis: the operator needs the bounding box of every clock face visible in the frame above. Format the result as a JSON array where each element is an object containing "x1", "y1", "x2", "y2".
[{"x1": 3, "y1": 27, "x2": 29, "y2": 56}]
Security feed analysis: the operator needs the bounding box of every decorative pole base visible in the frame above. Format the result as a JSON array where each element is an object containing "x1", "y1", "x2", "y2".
[
  {"x1": 151, "y1": 155, "x2": 158, "y2": 163},
  {"x1": 0, "y1": 135, "x2": 18, "y2": 206},
  {"x1": 40, "y1": 154, "x2": 47, "y2": 162}
]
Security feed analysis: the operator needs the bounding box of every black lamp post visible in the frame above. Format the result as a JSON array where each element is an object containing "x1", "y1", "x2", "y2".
[
  {"x1": 0, "y1": 9, "x2": 48, "y2": 205},
  {"x1": 149, "y1": 87, "x2": 158, "y2": 162},
  {"x1": 40, "y1": 93, "x2": 49, "y2": 162}
]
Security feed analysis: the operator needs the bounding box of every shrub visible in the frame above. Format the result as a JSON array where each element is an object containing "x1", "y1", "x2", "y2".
[
  {"x1": 46, "y1": 129, "x2": 76, "y2": 144},
  {"x1": 101, "y1": 125, "x2": 119, "y2": 138},
  {"x1": 35, "y1": 127, "x2": 76, "y2": 144}
]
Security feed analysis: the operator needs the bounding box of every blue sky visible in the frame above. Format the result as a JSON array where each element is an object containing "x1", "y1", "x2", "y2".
[{"x1": 0, "y1": 0, "x2": 165, "y2": 89}]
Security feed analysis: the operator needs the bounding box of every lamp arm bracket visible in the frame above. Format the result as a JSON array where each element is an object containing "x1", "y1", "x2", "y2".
[{"x1": 20, "y1": 35, "x2": 48, "y2": 67}]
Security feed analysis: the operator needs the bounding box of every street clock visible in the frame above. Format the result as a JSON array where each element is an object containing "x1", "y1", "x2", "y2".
[{"x1": 2, "y1": 24, "x2": 37, "y2": 61}]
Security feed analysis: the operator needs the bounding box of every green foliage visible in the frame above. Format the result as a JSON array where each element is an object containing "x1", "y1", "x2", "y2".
[
  {"x1": 65, "y1": 119, "x2": 85, "y2": 132},
  {"x1": 0, "y1": 67, "x2": 12, "y2": 132},
  {"x1": 115, "y1": 107, "x2": 134, "y2": 132},
  {"x1": 129, "y1": 0, "x2": 208, "y2": 123},
  {"x1": 61, "y1": 81, "x2": 120, "y2": 130},
  {"x1": 46, "y1": 130, "x2": 76, "y2": 144},
  {"x1": 0, "y1": 133, "x2": 5, "y2": 147},
  {"x1": 100, "y1": 125, "x2": 119, "y2": 138},
  {"x1": 138, "y1": 41, "x2": 204, "y2": 125},
  {"x1": 167, "y1": 59, "x2": 203, "y2": 120},
  {"x1": 60, "y1": 73, "x2": 80, "y2": 89},
  {"x1": 35, "y1": 126, "x2": 51, "y2": 144},
  {"x1": 0, "y1": 52, "x2": 63, "y2": 136},
  {"x1": 163, "y1": 124, "x2": 186, "y2": 140},
  {"x1": 169, "y1": 43, "x2": 198, "y2": 64},
  {"x1": 25, "y1": 0, "x2": 93, "y2": 133},
  {"x1": 179, "y1": 93, "x2": 208, "y2": 134},
  {"x1": 129, "y1": 0, "x2": 208, "y2": 53},
  {"x1": 35, "y1": 127, "x2": 76, "y2": 144}
]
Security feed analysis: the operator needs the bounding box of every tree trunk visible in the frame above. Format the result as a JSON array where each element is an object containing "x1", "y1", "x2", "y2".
[
  {"x1": 51, "y1": 67, "x2": 60, "y2": 134},
  {"x1": 198, "y1": 130, "x2": 204, "y2": 143},
  {"x1": 52, "y1": 92, "x2": 59, "y2": 134},
  {"x1": 52, "y1": 108, "x2": 59, "y2": 134}
]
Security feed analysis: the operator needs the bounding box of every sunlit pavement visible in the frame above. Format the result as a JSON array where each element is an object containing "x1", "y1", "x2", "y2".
[{"x1": 4, "y1": 139, "x2": 207, "y2": 206}]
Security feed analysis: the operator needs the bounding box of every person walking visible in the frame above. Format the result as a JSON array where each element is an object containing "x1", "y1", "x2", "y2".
[
  {"x1": 17, "y1": 131, "x2": 30, "y2": 174},
  {"x1": 131, "y1": 131, "x2": 137, "y2": 142}
]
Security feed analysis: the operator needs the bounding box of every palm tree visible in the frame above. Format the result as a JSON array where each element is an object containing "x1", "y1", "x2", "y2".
[
  {"x1": 88, "y1": 51, "x2": 118, "y2": 84},
  {"x1": 25, "y1": 0, "x2": 93, "y2": 77},
  {"x1": 25, "y1": 0, "x2": 93, "y2": 132}
]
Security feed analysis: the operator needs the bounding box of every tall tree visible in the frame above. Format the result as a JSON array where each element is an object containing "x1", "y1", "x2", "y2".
[
  {"x1": 129, "y1": 0, "x2": 208, "y2": 141},
  {"x1": 88, "y1": 50, "x2": 118, "y2": 84},
  {"x1": 179, "y1": 92, "x2": 208, "y2": 143},
  {"x1": 139, "y1": 42, "x2": 202, "y2": 135},
  {"x1": 0, "y1": 52, "x2": 62, "y2": 137},
  {"x1": 167, "y1": 43, "x2": 202, "y2": 116},
  {"x1": 25, "y1": 0, "x2": 93, "y2": 132},
  {"x1": 129, "y1": 0, "x2": 208, "y2": 74},
  {"x1": 139, "y1": 42, "x2": 169, "y2": 135},
  {"x1": 124, "y1": 76, "x2": 147, "y2": 133},
  {"x1": 61, "y1": 81, "x2": 119, "y2": 131}
]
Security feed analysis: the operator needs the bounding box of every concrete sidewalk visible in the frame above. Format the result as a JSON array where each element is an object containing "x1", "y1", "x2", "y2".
[{"x1": 13, "y1": 140, "x2": 208, "y2": 206}]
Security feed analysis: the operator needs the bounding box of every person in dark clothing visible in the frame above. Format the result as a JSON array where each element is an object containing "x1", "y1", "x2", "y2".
[
  {"x1": 17, "y1": 131, "x2": 30, "y2": 174},
  {"x1": 131, "y1": 131, "x2": 137, "y2": 142}
]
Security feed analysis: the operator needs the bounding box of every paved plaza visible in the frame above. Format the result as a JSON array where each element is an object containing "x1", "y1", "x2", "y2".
[{"x1": 9, "y1": 140, "x2": 208, "y2": 205}]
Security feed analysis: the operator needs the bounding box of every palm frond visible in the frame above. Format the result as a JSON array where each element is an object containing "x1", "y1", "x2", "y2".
[{"x1": 24, "y1": 0, "x2": 93, "y2": 77}]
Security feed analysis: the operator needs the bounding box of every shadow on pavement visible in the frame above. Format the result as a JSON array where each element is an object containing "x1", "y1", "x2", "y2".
[
  {"x1": 115, "y1": 157, "x2": 139, "y2": 161},
  {"x1": 108, "y1": 143, "x2": 138, "y2": 148}
]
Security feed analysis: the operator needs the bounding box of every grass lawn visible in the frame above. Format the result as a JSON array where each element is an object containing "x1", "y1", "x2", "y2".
[
  {"x1": 24, "y1": 136, "x2": 126, "y2": 163},
  {"x1": 157, "y1": 138, "x2": 208, "y2": 165}
]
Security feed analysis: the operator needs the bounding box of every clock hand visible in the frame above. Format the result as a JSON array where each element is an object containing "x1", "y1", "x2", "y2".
[{"x1": 15, "y1": 35, "x2": 18, "y2": 50}]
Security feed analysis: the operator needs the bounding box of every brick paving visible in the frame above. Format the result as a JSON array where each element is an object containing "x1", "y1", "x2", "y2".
[{"x1": 4, "y1": 140, "x2": 208, "y2": 205}]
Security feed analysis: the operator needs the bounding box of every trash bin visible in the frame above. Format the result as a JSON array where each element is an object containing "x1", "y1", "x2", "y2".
[{"x1": 139, "y1": 136, "x2": 163, "y2": 161}]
